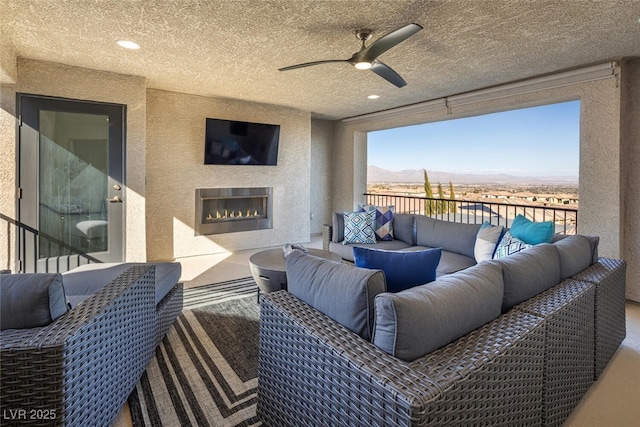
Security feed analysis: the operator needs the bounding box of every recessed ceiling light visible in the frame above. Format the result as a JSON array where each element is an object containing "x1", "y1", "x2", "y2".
[
  {"x1": 367, "y1": 94, "x2": 380, "y2": 99},
  {"x1": 116, "y1": 40, "x2": 140, "y2": 50}
]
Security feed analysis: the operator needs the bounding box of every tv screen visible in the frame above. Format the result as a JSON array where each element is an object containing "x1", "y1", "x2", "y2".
[{"x1": 204, "y1": 118, "x2": 280, "y2": 165}]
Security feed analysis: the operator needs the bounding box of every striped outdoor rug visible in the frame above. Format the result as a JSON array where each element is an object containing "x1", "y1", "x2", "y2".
[{"x1": 128, "y1": 277, "x2": 262, "y2": 426}]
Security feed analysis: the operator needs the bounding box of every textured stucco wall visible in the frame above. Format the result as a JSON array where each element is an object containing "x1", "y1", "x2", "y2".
[
  {"x1": 0, "y1": 42, "x2": 17, "y2": 270},
  {"x1": 621, "y1": 58, "x2": 640, "y2": 302},
  {"x1": 145, "y1": 89, "x2": 311, "y2": 260},
  {"x1": 333, "y1": 70, "x2": 625, "y2": 262},
  {"x1": 11, "y1": 59, "x2": 147, "y2": 262},
  {"x1": 310, "y1": 119, "x2": 334, "y2": 234}
]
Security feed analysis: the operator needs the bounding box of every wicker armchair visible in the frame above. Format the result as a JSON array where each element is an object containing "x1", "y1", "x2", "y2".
[{"x1": 1, "y1": 265, "x2": 158, "y2": 426}]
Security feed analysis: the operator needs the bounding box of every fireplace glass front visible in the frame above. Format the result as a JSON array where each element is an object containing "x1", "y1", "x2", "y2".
[{"x1": 195, "y1": 187, "x2": 272, "y2": 235}]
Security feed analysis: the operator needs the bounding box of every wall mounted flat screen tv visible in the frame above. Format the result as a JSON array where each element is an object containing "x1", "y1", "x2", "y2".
[{"x1": 204, "y1": 118, "x2": 280, "y2": 165}]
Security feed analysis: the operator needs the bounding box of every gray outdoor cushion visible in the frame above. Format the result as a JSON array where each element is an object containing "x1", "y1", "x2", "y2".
[
  {"x1": 415, "y1": 216, "x2": 481, "y2": 258},
  {"x1": 330, "y1": 239, "x2": 413, "y2": 262},
  {"x1": 399, "y1": 246, "x2": 476, "y2": 276},
  {"x1": 63, "y1": 262, "x2": 181, "y2": 305},
  {"x1": 495, "y1": 243, "x2": 561, "y2": 312},
  {"x1": 372, "y1": 261, "x2": 504, "y2": 361},
  {"x1": 1, "y1": 273, "x2": 69, "y2": 330},
  {"x1": 393, "y1": 213, "x2": 415, "y2": 245},
  {"x1": 285, "y1": 250, "x2": 386, "y2": 341},
  {"x1": 331, "y1": 212, "x2": 345, "y2": 242},
  {"x1": 553, "y1": 235, "x2": 594, "y2": 280},
  {"x1": 555, "y1": 233, "x2": 600, "y2": 265}
]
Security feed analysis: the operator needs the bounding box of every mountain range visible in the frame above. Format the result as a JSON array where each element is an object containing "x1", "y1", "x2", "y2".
[{"x1": 368, "y1": 166, "x2": 579, "y2": 185}]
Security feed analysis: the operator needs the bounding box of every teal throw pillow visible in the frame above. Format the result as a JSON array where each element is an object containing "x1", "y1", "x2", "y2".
[
  {"x1": 358, "y1": 204, "x2": 395, "y2": 241},
  {"x1": 342, "y1": 211, "x2": 376, "y2": 244},
  {"x1": 353, "y1": 246, "x2": 442, "y2": 293},
  {"x1": 509, "y1": 214, "x2": 554, "y2": 245}
]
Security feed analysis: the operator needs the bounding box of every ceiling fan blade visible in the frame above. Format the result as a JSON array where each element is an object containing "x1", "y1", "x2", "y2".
[
  {"x1": 370, "y1": 60, "x2": 407, "y2": 88},
  {"x1": 361, "y1": 23, "x2": 423, "y2": 62},
  {"x1": 279, "y1": 59, "x2": 348, "y2": 71}
]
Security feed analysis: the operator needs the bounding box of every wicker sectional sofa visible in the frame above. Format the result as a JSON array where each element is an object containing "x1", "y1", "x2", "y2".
[
  {"x1": 0, "y1": 263, "x2": 183, "y2": 426},
  {"x1": 257, "y1": 215, "x2": 627, "y2": 426}
]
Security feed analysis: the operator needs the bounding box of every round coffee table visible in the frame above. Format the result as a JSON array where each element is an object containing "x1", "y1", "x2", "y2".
[{"x1": 249, "y1": 248, "x2": 341, "y2": 300}]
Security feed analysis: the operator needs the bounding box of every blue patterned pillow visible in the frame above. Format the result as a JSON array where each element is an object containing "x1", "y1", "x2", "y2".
[
  {"x1": 493, "y1": 231, "x2": 532, "y2": 259},
  {"x1": 343, "y1": 211, "x2": 376, "y2": 245},
  {"x1": 358, "y1": 204, "x2": 395, "y2": 241}
]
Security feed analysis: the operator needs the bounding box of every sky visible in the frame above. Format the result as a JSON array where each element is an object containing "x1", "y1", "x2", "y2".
[{"x1": 367, "y1": 100, "x2": 580, "y2": 178}]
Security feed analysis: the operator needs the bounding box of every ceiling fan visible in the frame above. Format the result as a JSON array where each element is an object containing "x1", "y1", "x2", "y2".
[{"x1": 279, "y1": 23, "x2": 423, "y2": 88}]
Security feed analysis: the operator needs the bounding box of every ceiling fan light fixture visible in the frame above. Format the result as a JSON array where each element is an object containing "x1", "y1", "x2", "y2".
[{"x1": 354, "y1": 61, "x2": 372, "y2": 70}]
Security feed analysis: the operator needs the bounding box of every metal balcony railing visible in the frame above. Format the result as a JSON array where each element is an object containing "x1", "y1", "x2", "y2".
[
  {"x1": 364, "y1": 193, "x2": 578, "y2": 234},
  {"x1": 0, "y1": 213, "x2": 101, "y2": 274}
]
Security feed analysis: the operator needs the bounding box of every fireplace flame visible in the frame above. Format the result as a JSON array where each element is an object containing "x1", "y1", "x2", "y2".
[{"x1": 205, "y1": 209, "x2": 263, "y2": 222}]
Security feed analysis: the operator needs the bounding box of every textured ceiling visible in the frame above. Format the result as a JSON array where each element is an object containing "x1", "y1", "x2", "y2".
[{"x1": 2, "y1": 0, "x2": 640, "y2": 120}]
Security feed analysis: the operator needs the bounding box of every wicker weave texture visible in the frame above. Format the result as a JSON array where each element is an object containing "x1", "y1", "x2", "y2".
[
  {"x1": 1, "y1": 265, "x2": 157, "y2": 426},
  {"x1": 573, "y1": 258, "x2": 626, "y2": 378},
  {"x1": 155, "y1": 282, "x2": 184, "y2": 345},
  {"x1": 257, "y1": 291, "x2": 546, "y2": 427},
  {"x1": 322, "y1": 224, "x2": 332, "y2": 251},
  {"x1": 515, "y1": 279, "x2": 595, "y2": 427}
]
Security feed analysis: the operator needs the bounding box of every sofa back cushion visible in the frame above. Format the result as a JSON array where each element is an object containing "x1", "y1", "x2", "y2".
[
  {"x1": 553, "y1": 235, "x2": 594, "y2": 280},
  {"x1": 331, "y1": 212, "x2": 345, "y2": 242},
  {"x1": 372, "y1": 262, "x2": 504, "y2": 361},
  {"x1": 553, "y1": 233, "x2": 600, "y2": 265},
  {"x1": 285, "y1": 251, "x2": 386, "y2": 341},
  {"x1": 1, "y1": 273, "x2": 69, "y2": 330},
  {"x1": 495, "y1": 243, "x2": 561, "y2": 312},
  {"x1": 353, "y1": 246, "x2": 441, "y2": 292},
  {"x1": 415, "y1": 216, "x2": 481, "y2": 258},
  {"x1": 392, "y1": 213, "x2": 415, "y2": 245}
]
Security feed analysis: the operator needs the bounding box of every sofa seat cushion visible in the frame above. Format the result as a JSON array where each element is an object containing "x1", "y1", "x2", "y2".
[
  {"x1": 372, "y1": 261, "x2": 504, "y2": 361},
  {"x1": 0, "y1": 273, "x2": 69, "y2": 330},
  {"x1": 415, "y1": 216, "x2": 481, "y2": 258},
  {"x1": 495, "y1": 244, "x2": 561, "y2": 312},
  {"x1": 329, "y1": 240, "x2": 413, "y2": 262},
  {"x1": 353, "y1": 246, "x2": 441, "y2": 292},
  {"x1": 437, "y1": 250, "x2": 477, "y2": 276},
  {"x1": 63, "y1": 262, "x2": 181, "y2": 306},
  {"x1": 398, "y1": 246, "x2": 476, "y2": 276},
  {"x1": 285, "y1": 251, "x2": 386, "y2": 341}
]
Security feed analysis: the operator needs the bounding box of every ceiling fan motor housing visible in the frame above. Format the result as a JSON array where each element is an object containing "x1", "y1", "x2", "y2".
[{"x1": 355, "y1": 29, "x2": 373, "y2": 42}]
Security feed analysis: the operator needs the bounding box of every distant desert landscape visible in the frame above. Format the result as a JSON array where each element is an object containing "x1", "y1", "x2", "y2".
[
  {"x1": 367, "y1": 166, "x2": 579, "y2": 210},
  {"x1": 366, "y1": 167, "x2": 579, "y2": 233}
]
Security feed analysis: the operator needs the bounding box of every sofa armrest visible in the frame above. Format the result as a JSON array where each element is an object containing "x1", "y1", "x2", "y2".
[
  {"x1": 322, "y1": 223, "x2": 332, "y2": 251},
  {"x1": 572, "y1": 257, "x2": 626, "y2": 378},
  {"x1": 257, "y1": 290, "x2": 546, "y2": 426},
  {"x1": 0, "y1": 264, "x2": 156, "y2": 426}
]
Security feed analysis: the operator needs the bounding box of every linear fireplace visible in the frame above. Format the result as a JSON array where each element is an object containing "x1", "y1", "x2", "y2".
[{"x1": 195, "y1": 187, "x2": 273, "y2": 235}]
